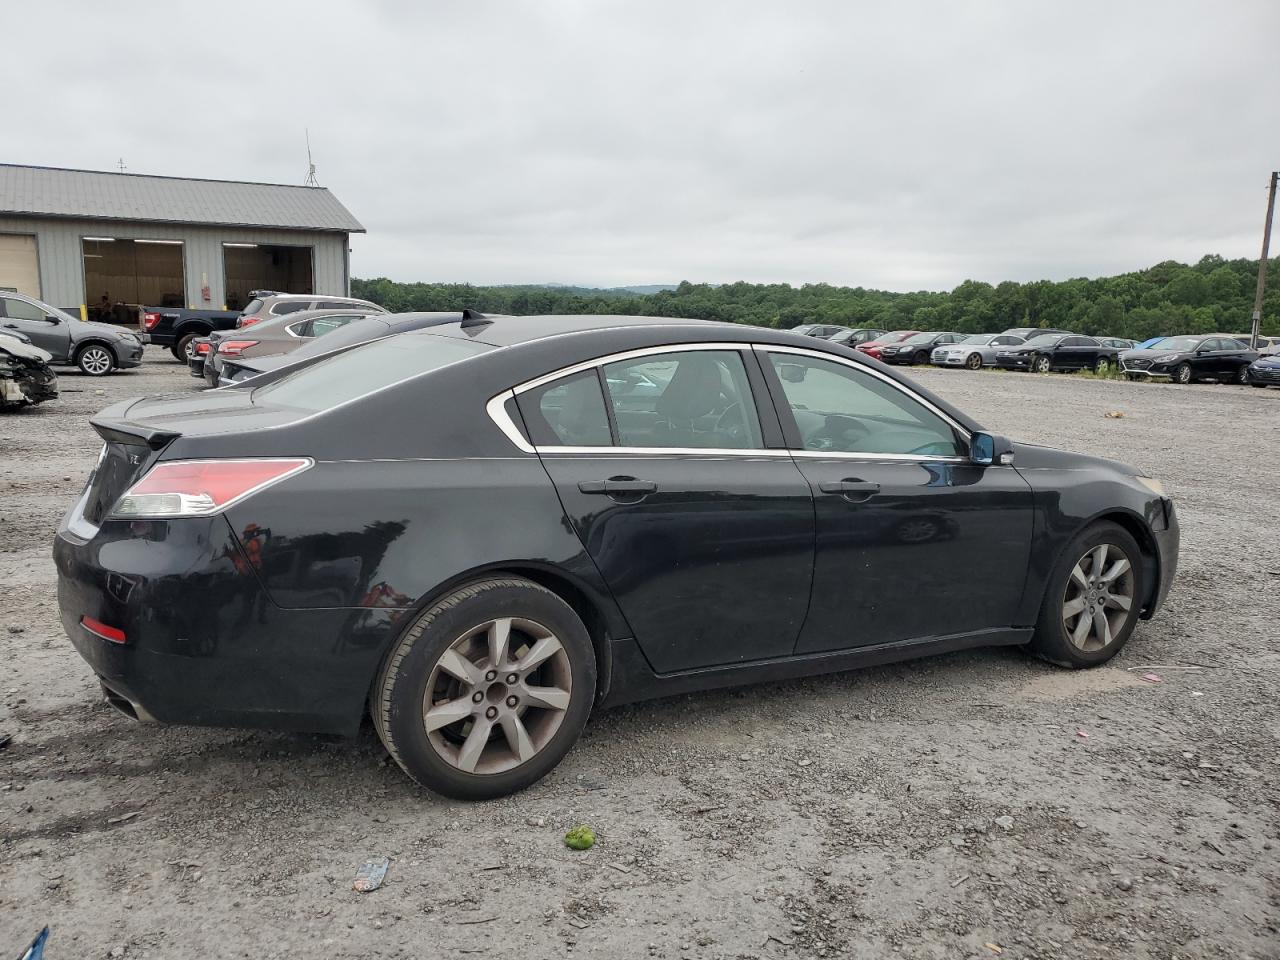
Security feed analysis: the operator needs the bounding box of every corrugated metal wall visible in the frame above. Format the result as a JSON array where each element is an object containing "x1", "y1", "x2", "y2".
[{"x1": 0, "y1": 216, "x2": 350, "y2": 311}]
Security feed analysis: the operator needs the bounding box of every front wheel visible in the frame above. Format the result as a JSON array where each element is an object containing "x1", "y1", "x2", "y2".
[
  {"x1": 1094, "y1": 357, "x2": 1111, "y2": 374},
  {"x1": 373, "y1": 577, "x2": 596, "y2": 800},
  {"x1": 1032, "y1": 354, "x2": 1052, "y2": 374},
  {"x1": 1173, "y1": 362, "x2": 1192, "y2": 384},
  {"x1": 1027, "y1": 521, "x2": 1144, "y2": 668},
  {"x1": 965, "y1": 352, "x2": 983, "y2": 370},
  {"x1": 913, "y1": 350, "x2": 929, "y2": 365},
  {"x1": 75, "y1": 343, "x2": 116, "y2": 376}
]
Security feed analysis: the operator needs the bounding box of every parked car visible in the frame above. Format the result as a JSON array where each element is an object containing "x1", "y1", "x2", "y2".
[
  {"x1": 877, "y1": 331, "x2": 965, "y2": 365},
  {"x1": 1000, "y1": 327, "x2": 1071, "y2": 340},
  {"x1": 217, "y1": 311, "x2": 488, "y2": 384},
  {"x1": 995, "y1": 334, "x2": 1121, "y2": 374},
  {"x1": 55, "y1": 314, "x2": 1178, "y2": 800},
  {"x1": 827, "y1": 328, "x2": 886, "y2": 347},
  {"x1": 0, "y1": 331, "x2": 58, "y2": 410},
  {"x1": 1245, "y1": 354, "x2": 1280, "y2": 388},
  {"x1": 1119, "y1": 335, "x2": 1259, "y2": 384},
  {"x1": 789, "y1": 323, "x2": 848, "y2": 339},
  {"x1": 1134, "y1": 337, "x2": 1167, "y2": 350},
  {"x1": 1228, "y1": 333, "x2": 1280, "y2": 353},
  {"x1": 144, "y1": 292, "x2": 385, "y2": 363},
  {"x1": 1098, "y1": 337, "x2": 1137, "y2": 350},
  {"x1": 0, "y1": 291, "x2": 143, "y2": 375},
  {"x1": 191, "y1": 308, "x2": 380, "y2": 387},
  {"x1": 856, "y1": 330, "x2": 919, "y2": 360},
  {"x1": 931, "y1": 333, "x2": 1027, "y2": 370}
]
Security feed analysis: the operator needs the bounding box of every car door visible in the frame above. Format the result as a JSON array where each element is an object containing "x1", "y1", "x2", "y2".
[
  {"x1": 1210, "y1": 338, "x2": 1246, "y2": 378},
  {"x1": 516, "y1": 346, "x2": 816, "y2": 673},
  {"x1": 1055, "y1": 336, "x2": 1089, "y2": 370},
  {"x1": 758, "y1": 346, "x2": 1035, "y2": 654},
  {"x1": 0, "y1": 295, "x2": 71, "y2": 359},
  {"x1": 1191, "y1": 338, "x2": 1223, "y2": 377}
]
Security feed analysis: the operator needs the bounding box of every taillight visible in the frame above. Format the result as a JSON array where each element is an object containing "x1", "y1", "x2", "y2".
[
  {"x1": 110, "y1": 458, "x2": 312, "y2": 519},
  {"x1": 143, "y1": 311, "x2": 162, "y2": 331},
  {"x1": 195, "y1": 342, "x2": 211, "y2": 355},
  {"x1": 81, "y1": 616, "x2": 127, "y2": 644},
  {"x1": 218, "y1": 340, "x2": 259, "y2": 356},
  {"x1": 238, "y1": 316, "x2": 262, "y2": 329}
]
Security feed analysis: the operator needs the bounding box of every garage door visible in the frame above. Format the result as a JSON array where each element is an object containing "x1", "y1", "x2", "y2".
[{"x1": 0, "y1": 234, "x2": 40, "y2": 297}]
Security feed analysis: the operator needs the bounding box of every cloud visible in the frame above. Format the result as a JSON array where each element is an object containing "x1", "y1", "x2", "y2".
[{"x1": 6, "y1": 0, "x2": 1277, "y2": 289}]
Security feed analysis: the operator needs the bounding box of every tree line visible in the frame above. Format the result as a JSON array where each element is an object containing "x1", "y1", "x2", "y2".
[{"x1": 353, "y1": 254, "x2": 1279, "y2": 341}]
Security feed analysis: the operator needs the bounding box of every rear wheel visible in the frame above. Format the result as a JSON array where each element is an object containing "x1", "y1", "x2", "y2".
[
  {"x1": 1173, "y1": 362, "x2": 1192, "y2": 384},
  {"x1": 1234, "y1": 365, "x2": 1249, "y2": 385},
  {"x1": 1094, "y1": 357, "x2": 1111, "y2": 374},
  {"x1": 1027, "y1": 522, "x2": 1144, "y2": 668},
  {"x1": 75, "y1": 343, "x2": 115, "y2": 376},
  {"x1": 173, "y1": 332, "x2": 203, "y2": 363},
  {"x1": 373, "y1": 577, "x2": 596, "y2": 800},
  {"x1": 965, "y1": 352, "x2": 983, "y2": 370}
]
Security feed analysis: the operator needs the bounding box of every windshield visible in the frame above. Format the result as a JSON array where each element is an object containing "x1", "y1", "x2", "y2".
[
  {"x1": 1025, "y1": 335, "x2": 1064, "y2": 347},
  {"x1": 252, "y1": 333, "x2": 491, "y2": 412},
  {"x1": 1151, "y1": 336, "x2": 1202, "y2": 352},
  {"x1": 961, "y1": 335, "x2": 995, "y2": 345},
  {"x1": 901, "y1": 333, "x2": 936, "y2": 345}
]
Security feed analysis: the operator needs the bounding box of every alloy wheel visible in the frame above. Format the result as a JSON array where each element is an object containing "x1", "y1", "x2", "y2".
[
  {"x1": 965, "y1": 353, "x2": 982, "y2": 370},
  {"x1": 422, "y1": 616, "x2": 572, "y2": 775},
  {"x1": 1033, "y1": 355, "x2": 1051, "y2": 373},
  {"x1": 1061, "y1": 542, "x2": 1135, "y2": 652},
  {"x1": 1095, "y1": 358, "x2": 1111, "y2": 374},
  {"x1": 78, "y1": 346, "x2": 113, "y2": 375},
  {"x1": 184, "y1": 339, "x2": 198, "y2": 360},
  {"x1": 1175, "y1": 363, "x2": 1191, "y2": 384},
  {"x1": 1235, "y1": 365, "x2": 1248, "y2": 384}
]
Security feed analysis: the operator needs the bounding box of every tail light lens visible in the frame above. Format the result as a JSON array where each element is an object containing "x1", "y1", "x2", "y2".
[
  {"x1": 218, "y1": 340, "x2": 259, "y2": 356},
  {"x1": 110, "y1": 458, "x2": 312, "y2": 519},
  {"x1": 195, "y1": 341, "x2": 211, "y2": 355},
  {"x1": 143, "y1": 311, "x2": 162, "y2": 331},
  {"x1": 238, "y1": 316, "x2": 263, "y2": 329}
]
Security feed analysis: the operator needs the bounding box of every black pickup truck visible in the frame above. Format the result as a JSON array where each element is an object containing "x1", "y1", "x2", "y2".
[{"x1": 141, "y1": 307, "x2": 243, "y2": 361}]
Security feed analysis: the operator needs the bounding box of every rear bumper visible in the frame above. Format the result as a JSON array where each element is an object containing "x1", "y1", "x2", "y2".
[{"x1": 54, "y1": 516, "x2": 396, "y2": 735}]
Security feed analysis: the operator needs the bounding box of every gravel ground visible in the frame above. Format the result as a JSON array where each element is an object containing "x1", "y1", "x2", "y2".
[{"x1": 2, "y1": 348, "x2": 1278, "y2": 959}]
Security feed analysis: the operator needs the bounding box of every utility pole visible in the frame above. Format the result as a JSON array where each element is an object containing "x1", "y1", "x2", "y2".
[{"x1": 1249, "y1": 171, "x2": 1277, "y2": 350}]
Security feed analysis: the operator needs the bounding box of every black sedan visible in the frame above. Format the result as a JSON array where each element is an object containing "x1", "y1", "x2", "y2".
[
  {"x1": 55, "y1": 315, "x2": 1179, "y2": 800},
  {"x1": 995, "y1": 334, "x2": 1121, "y2": 374},
  {"x1": 1119, "y1": 335, "x2": 1258, "y2": 384},
  {"x1": 877, "y1": 331, "x2": 966, "y2": 365}
]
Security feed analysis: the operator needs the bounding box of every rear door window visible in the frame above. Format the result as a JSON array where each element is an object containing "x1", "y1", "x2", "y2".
[
  {"x1": 601, "y1": 350, "x2": 763, "y2": 450},
  {"x1": 517, "y1": 371, "x2": 613, "y2": 447}
]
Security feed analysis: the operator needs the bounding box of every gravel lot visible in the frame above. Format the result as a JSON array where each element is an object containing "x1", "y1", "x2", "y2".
[{"x1": 2, "y1": 348, "x2": 1278, "y2": 959}]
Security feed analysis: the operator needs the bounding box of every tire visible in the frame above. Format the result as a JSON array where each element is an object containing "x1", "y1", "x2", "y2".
[
  {"x1": 173, "y1": 332, "x2": 202, "y2": 363},
  {"x1": 373, "y1": 576, "x2": 596, "y2": 800},
  {"x1": 1027, "y1": 521, "x2": 1145, "y2": 668},
  {"x1": 1251, "y1": 382, "x2": 1267, "y2": 388},
  {"x1": 965, "y1": 353, "x2": 983, "y2": 370},
  {"x1": 1234, "y1": 365, "x2": 1249, "y2": 385},
  {"x1": 1094, "y1": 357, "x2": 1111, "y2": 374},
  {"x1": 913, "y1": 350, "x2": 929, "y2": 365},
  {"x1": 75, "y1": 343, "x2": 116, "y2": 376},
  {"x1": 1032, "y1": 354, "x2": 1052, "y2": 374},
  {"x1": 1173, "y1": 363, "x2": 1192, "y2": 384}
]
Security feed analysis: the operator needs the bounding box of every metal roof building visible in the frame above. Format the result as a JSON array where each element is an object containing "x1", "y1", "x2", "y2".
[{"x1": 0, "y1": 164, "x2": 365, "y2": 318}]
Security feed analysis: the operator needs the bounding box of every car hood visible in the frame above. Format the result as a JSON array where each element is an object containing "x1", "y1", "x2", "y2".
[
  {"x1": 0, "y1": 336, "x2": 53, "y2": 362},
  {"x1": 1251, "y1": 355, "x2": 1280, "y2": 368},
  {"x1": 74, "y1": 319, "x2": 134, "y2": 338},
  {"x1": 1120, "y1": 348, "x2": 1187, "y2": 360}
]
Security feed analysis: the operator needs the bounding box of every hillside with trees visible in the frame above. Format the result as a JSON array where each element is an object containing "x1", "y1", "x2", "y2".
[{"x1": 353, "y1": 254, "x2": 1278, "y2": 340}]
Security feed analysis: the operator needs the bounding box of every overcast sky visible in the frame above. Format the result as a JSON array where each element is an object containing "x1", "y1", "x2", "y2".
[{"x1": 7, "y1": 1, "x2": 1277, "y2": 290}]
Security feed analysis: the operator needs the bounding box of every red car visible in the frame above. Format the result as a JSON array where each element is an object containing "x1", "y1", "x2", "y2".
[{"x1": 857, "y1": 330, "x2": 919, "y2": 360}]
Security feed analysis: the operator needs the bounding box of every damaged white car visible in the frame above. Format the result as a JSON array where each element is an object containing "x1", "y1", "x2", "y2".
[{"x1": 0, "y1": 330, "x2": 59, "y2": 410}]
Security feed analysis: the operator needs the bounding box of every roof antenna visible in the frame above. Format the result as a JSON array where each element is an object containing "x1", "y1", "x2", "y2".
[
  {"x1": 459, "y1": 309, "x2": 491, "y2": 328},
  {"x1": 303, "y1": 130, "x2": 320, "y2": 187}
]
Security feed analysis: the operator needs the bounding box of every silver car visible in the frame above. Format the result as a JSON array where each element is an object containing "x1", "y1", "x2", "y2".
[
  {"x1": 0, "y1": 291, "x2": 143, "y2": 375},
  {"x1": 931, "y1": 333, "x2": 1027, "y2": 370}
]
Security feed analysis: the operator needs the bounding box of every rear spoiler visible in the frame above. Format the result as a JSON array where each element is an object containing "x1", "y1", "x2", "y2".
[{"x1": 91, "y1": 418, "x2": 180, "y2": 451}]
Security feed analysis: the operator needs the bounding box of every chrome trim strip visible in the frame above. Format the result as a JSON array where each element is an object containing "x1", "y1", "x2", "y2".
[
  {"x1": 513, "y1": 341, "x2": 753, "y2": 395},
  {"x1": 538, "y1": 447, "x2": 792, "y2": 458},
  {"x1": 486, "y1": 392, "x2": 536, "y2": 453},
  {"x1": 789, "y1": 451, "x2": 970, "y2": 463}
]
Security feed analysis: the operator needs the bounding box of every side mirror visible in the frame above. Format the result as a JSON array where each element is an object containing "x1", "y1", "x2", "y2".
[
  {"x1": 970, "y1": 432, "x2": 1014, "y2": 466},
  {"x1": 777, "y1": 363, "x2": 808, "y2": 384}
]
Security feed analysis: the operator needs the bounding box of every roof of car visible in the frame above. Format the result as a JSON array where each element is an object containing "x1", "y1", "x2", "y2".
[{"x1": 419, "y1": 313, "x2": 734, "y2": 347}]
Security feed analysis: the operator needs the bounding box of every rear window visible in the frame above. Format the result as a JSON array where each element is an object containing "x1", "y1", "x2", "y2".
[
  {"x1": 241, "y1": 298, "x2": 264, "y2": 316},
  {"x1": 251, "y1": 334, "x2": 490, "y2": 412}
]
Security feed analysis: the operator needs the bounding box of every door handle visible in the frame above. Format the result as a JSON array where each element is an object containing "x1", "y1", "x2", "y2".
[
  {"x1": 579, "y1": 477, "x2": 658, "y2": 496},
  {"x1": 818, "y1": 479, "x2": 880, "y2": 502}
]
